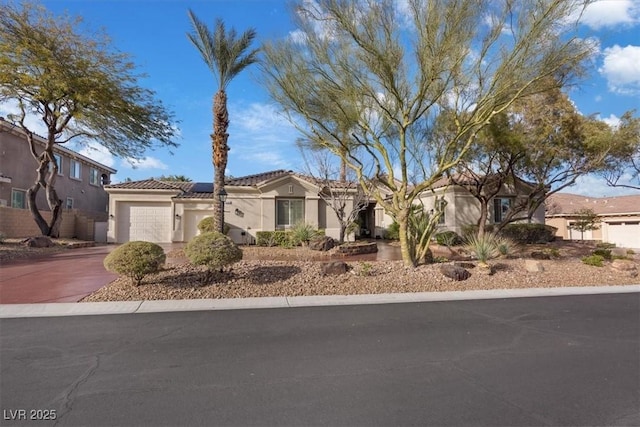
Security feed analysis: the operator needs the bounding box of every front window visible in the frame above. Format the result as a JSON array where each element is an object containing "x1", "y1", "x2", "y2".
[
  {"x1": 90, "y1": 168, "x2": 100, "y2": 185},
  {"x1": 493, "y1": 197, "x2": 513, "y2": 223},
  {"x1": 66, "y1": 197, "x2": 74, "y2": 209},
  {"x1": 11, "y1": 189, "x2": 26, "y2": 209},
  {"x1": 277, "y1": 199, "x2": 304, "y2": 228},
  {"x1": 49, "y1": 154, "x2": 63, "y2": 175},
  {"x1": 70, "y1": 160, "x2": 81, "y2": 180}
]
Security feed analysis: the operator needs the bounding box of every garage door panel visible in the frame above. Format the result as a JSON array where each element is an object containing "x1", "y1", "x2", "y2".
[
  {"x1": 607, "y1": 222, "x2": 640, "y2": 249},
  {"x1": 116, "y1": 202, "x2": 172, "y2": 243}
]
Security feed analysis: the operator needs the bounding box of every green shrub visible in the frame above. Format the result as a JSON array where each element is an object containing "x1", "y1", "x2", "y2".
[
  {"x1": 627, "y1": 249, "x2": 636, "y2": 255},
  {"x1": 494, "y1": 235, "x2": 517, "y2": 257},
  {"x1": 592, "y1": 248, "x2": 612, "y2": 260},
  {"x1": 465, "y1": 233, "x2": 501, "y2": 264},
  {"x1": 384, "y1": 221, "x2": 400, "y2": 240},
  {"x1": 499, "y1": 223, "x2": 557, "y2": 244},
  {"x1": 435, "y1": 231, "x2": 463, "y2": 246},
  {"x1": 461, "y1": 224, "x2": 495, "y2": 238},
  {"x1": 289, "y1": 222, "x2": 318, "y2": 246},
  {"x1": 582, "y1": 254, "x2": 604, "y2": 267},
  {"x1": 184, "y1": 232, "x2": 242, "y2": 274},
  {"x1": 104, "y1": 241, "x2": 166, "y2": 286},
  {"x1": 256, "y1": 231, "x2": 292, "y2": 247},
  {"x1": 596, "y1": 242, "x2": 616, "y2": 249},
  {"x1": 197, "y1": 216, "x2": 230, "y2": 235},
  {"x1": 546, "y1": 248, "x2": 561, "y2": 258}
]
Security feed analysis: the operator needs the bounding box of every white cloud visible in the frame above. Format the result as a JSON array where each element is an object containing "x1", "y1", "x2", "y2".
[
  {"x1": 566, "y1": 173, "x2": 638, "y2": 197},
  {"x1": 0, "y1": 100, "x2": 48, "y2": 137},
  {"x1": 598, "y1": 113, "x2": 621, "y2": 128},
  {"x1": 577, "y1": 0, "x2": 639, "y2": 29},
  {"x1": 122, "y1": 156, "x2": 168, "y2": 170},
  {"x1": 599, "y1": 44, "x2": 640, "y2": 94},
  {"x1": 75, "y1": 142, "x2": 116, "y2": 168}
]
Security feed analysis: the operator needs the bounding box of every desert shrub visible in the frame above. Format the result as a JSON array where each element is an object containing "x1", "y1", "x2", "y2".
[
  {"x1": 256, "y1": 231, "x2": 292, "y2": 247},
  {"x1": 435, "y1": 231, "x2": 463, "y2": 246},
  {"x1": 546, "y1": 248, "x2": 561, "y2": 258},
  {"x1": 103, "y1": 241, "x2": 166, "y2": 286},
  {"x1": 197, "y1": 216, "x2": 230, "y2": 235},
  {"x1": 499, "y1": 223, "x2": 557, "y2": 244},
  {"x1": 185, "y1": 232, "x2": 242, "y2": 274},
  {"x1": 384, "y1": 221, "x2": 400, "y2": 240},
  {"x1": 494, "y1": 235, "x2": 517, "y2": 257},
  {"x1": 592, "y1": 248, "x2": 612, "y2": 260},
  {"x1": 627, "y1": 249, "x2": 636, "y2": 255},
  {"x1": 465, "y1": 233, "x2": 500, "y2": 264},
  {"x1": 581, "y1": 254, "x2": 604, "y2": 267},
  {"x1": 595, "y1": 242, "x2": 616, "y2": 249},
  {"x1": 289, "y1": 222, "x2": 318, "y2": 246}
]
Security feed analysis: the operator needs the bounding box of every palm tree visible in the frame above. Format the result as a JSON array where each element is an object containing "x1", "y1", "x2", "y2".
[{"x1": 187, "y1": 10, "x2": 259, "y2": 231}]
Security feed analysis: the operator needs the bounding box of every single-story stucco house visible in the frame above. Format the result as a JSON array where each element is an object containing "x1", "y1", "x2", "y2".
[
  {"x1": 417, "y1": 175, "x2": 546, "y2": 236},
  {"x1": 106, "y1": 169, "x2": 548, "y2": 245},
  {"x1": 105, "y1": 170, "x2": 386, "y2": 244},
  {"x1": 545, "y1": 193, "x2": 640, "y2": 249}
]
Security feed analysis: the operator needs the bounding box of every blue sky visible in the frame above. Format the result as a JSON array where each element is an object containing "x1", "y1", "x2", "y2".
[{"x1": 2, "y1": 0, "x2": 640, "y2": 196}]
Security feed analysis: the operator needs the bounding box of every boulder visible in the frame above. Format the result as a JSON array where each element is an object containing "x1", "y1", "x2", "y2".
[
  {"x1": 524, "y1": 259, "x2": 545, "y2": 272},
  {"x1": 611, "y1": 247, "x2": 629, "y2": 257},
  {"x1": 21, "y1": 236, "x2": 55, "y2": 248},
  {"x1": 309, "y1": 236, "x2": 335, "y2": 252},
  {"x1": 439, "y1": 264, "x2": 470, "y2": 281},
  {"x1": 453, "y1": 261, "x2": 475, "y2": 269},
  {"x1": 611, "y1": 259, "x2": 638, "y2": 277},
  {"x1": 321, "y1": 261, "x2": 349, "y2": 276},
  {"x1": 530, "y1": 251, "x2": 551, "y2": 260}
]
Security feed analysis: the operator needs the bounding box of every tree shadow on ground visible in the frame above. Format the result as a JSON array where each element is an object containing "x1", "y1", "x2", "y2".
[
  {"x1": 153, "y1": 265, "x2": 236, "y2": 288},
  {"x1": 247, "y1": 265, "x2": 302, "y2": 285}
]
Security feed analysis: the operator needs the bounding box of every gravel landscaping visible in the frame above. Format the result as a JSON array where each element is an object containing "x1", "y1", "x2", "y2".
[{"x1": 81, "y1": 241, "x2": 639, "y2": 302}]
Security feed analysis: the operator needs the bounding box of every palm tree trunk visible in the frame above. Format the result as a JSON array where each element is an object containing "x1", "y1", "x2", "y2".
[{"x1": 213, "y1": 90, "x2": 230, "y2": 232}]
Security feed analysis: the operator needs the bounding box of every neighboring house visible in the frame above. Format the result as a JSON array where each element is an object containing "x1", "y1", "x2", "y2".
[
  {"x1": 0, "y1": 117, "x2": 117, "y2": 240},
  {"x1": 105, "y1": 170, "x2": 379, "y2": 244},
  {"x1": 415, "y1": 175, "x2": 546, "y2": 236},
  {"x1": 546, "y1": 193, "x2": 640, "y2": 249}
]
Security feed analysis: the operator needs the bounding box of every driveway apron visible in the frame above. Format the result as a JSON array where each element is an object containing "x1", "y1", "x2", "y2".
[{"x1": 0, "y1": 246, "x2": 118, "y2": 304}]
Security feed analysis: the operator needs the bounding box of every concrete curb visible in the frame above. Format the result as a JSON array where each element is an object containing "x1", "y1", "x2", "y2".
[{"x1": 1, "y1": 285, "x2": 638, "y2": 318}]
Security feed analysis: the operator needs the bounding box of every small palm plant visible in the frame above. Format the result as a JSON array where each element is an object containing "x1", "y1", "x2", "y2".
[{"x1": 290, "y1": 222, "x2": 318, "y2": 246}]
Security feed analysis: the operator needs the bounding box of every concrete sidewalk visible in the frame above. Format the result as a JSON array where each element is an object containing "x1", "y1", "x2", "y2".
[{"x1": 1, "y1": 284, "x2": 638, "y2": 318}]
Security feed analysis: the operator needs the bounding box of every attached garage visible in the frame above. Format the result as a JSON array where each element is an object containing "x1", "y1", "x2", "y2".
[
  {"x1": 116, "y1": 202, "x2": 172, "y2": 243},
  {"x1": 606, "y1": 221, "x2": 640, "y2": 249}
]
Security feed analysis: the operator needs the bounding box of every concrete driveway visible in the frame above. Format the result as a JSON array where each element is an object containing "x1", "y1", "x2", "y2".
[{"x1": 0, "y1": 246, "x2": 119, "y2": 304}]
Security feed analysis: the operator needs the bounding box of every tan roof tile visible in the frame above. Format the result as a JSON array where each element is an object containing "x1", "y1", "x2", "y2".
[{"x1": 547, "y1": 193, "x2": 640, "y2": 215}]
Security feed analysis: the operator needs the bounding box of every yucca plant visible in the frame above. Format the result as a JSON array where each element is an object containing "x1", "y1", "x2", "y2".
[{"x1": 465, "y1": 233, "x2": 501, "y2": 266}]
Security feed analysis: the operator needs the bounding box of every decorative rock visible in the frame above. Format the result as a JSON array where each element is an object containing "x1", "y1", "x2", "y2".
[
  {"x1": 611, "y1": 248, "x2": 629, "y2": 257},
  {"x1": 611, "y1": 259, "x2": 638, "y2": 278},
  {"x1": 309, "y1": 236, "x2": 335, "y2": 252},
  {"x1": 21, "y1": 236, "x2": 55, "y2": 248},
  {"x1": 337, "y1": 242, "x2": 378, "y2": 256},
  {"x1": 530, "y1": 251, "x2": 551, "y2": 260},
  {"x1": 524, "y1": 259, "x2": 545, "y2": 272},
  {"x1": 476, "y1": 263, "x2": 494, "y2": 275},
  {"x1": 321, "y1": 261, "x2": 349, "y2": 276},
  {"x1": 439, "y1": 264, "x2": 470, "y2": 281},
  {"x1": 453, "y1": 262, "x2": 476, "y2": 269}
]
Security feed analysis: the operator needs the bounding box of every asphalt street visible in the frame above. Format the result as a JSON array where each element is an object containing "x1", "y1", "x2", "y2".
[{"x1": 1, "y1": 293, "x2": 639, "y2": 426}]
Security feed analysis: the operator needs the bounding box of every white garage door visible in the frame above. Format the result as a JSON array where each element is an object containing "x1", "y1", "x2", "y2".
[
  {"x1": 183, "y1": 211, "x2": 212, "y2": 242},
  {"x1": 607, "y1": 221, "x2": 640, "y2": 249},
  {"x1": 116, "y1": 202, "x2": 172, "y2": 243}
]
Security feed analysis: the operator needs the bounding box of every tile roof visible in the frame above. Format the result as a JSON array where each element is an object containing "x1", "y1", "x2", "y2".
[
  {"x1": 546, "y1": 193, "x2": 640, "y2": 216},
  {"x1": 227, "y1": 170, "x2": 292, "y2": 186},
  {"x1": 105, "y1": 179, "x2": 194, "y2": 191}
]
